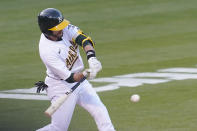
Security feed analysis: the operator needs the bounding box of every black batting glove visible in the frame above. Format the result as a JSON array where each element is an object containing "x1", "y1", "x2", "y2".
[{"x1": 35, "y1": 81, "x2": 48, "y2": 93}]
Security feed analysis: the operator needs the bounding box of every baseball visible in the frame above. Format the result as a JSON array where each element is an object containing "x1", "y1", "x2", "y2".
[{"x1": 130, "y1": 94, "x2": 140, "y2": 102}]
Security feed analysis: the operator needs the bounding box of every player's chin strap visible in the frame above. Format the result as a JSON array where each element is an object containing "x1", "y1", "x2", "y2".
[{"x1": 35, "y1": 81, "x2": 48, "y2": 93}]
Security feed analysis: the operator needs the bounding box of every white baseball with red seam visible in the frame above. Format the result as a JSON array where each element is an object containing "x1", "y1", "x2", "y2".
[{"x1": 130, "y1": 94, "x2": 140, "y2": 102}]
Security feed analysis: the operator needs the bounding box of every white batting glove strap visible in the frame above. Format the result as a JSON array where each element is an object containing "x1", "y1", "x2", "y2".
[
  {"x1": 82, "y1": 69, "x2": 97, "y2": 80},
  {"x1": 88, "y1": 57, "x2": 102, "y2": 73}
]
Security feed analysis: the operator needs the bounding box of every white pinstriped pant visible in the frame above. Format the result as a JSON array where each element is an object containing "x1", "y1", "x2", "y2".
[{"x1": 36, "y1": 77, "x2": 115, "y2": 131}]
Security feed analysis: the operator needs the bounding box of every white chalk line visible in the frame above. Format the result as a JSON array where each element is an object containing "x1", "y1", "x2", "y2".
[{"x1": 1, "y1": 67, "x2": 197, "y2": 100}]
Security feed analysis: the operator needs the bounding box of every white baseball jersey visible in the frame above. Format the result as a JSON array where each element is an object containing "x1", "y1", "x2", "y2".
[
  {"x1": 39, "y1": 24, "x2": 84, "y2": 82},
  {"x1": 37, "y1": 24, "x2": 116, "y2": 131}
]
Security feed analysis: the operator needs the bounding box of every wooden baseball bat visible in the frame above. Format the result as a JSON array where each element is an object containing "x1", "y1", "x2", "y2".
[{"x1": 44, "y1": 76, "x2": 86, "y2": 117}]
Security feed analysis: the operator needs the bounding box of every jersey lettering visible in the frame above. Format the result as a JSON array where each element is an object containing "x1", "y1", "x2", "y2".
[{"x1": 66, "y1": 45, "x2": 78, "y2": 70}]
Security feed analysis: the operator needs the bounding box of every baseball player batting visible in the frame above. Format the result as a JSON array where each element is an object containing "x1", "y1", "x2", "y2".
[{"x1": 35, "y1": 8, "x2": 116, "y2": 131}]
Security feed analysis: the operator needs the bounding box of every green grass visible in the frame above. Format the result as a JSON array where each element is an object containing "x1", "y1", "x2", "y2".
[{"x1": 1, "y1": 0, "x2": 197, "y2": 130}]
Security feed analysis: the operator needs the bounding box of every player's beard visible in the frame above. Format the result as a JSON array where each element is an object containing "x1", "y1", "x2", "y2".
[
  {"x1": 50, "y1": 30, "x2": 63, "y2": 41},
  {"x1": 53, "y1": 31, "x2": 63, "y2": 40}
]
